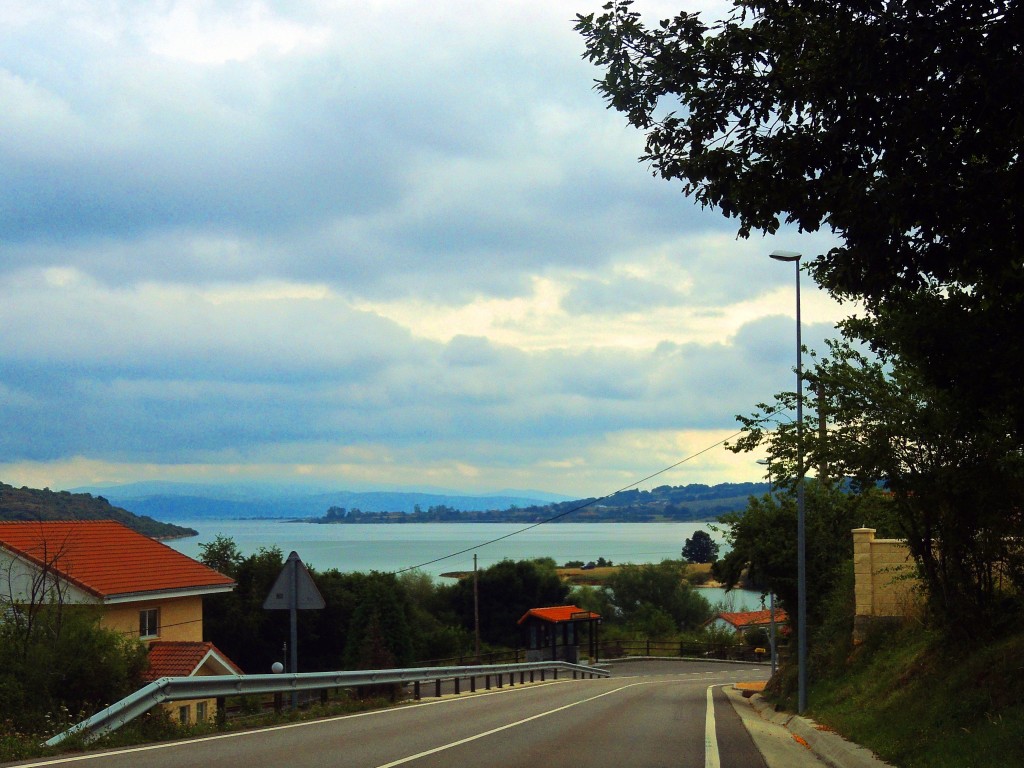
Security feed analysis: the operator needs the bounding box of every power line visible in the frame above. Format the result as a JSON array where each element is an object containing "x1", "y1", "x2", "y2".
[{"x1": 394, "y1": 430, "x2": 742, "y2": 574}]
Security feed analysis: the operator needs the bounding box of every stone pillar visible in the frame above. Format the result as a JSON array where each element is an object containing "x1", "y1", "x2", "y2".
[{"x1": 852, "y1": 528, "x2": 876, "y2": 644}]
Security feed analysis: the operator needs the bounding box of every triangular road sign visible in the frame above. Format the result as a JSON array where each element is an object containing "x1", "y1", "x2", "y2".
[{"x1": 263, "y1": 551, "x2": 326, "y2": 610}]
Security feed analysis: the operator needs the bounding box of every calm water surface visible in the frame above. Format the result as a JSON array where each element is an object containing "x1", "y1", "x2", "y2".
[{"x1": 164, "y1": 519, "x2": 763, "y2": 610}]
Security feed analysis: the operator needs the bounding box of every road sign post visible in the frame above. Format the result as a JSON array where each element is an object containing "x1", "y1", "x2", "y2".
[{"x1": 263, "y1": 551, "x2": 325, "y2": 708}]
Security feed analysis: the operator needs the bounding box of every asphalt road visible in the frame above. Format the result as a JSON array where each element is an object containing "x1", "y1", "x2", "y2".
[{"x1": 12, "y1": 660, "x2": 772, "y2": 768}]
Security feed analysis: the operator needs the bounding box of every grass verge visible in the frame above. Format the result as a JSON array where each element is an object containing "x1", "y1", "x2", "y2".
[{"x1": 777, "y1": 624, "x2": 1024, "y2": 767}]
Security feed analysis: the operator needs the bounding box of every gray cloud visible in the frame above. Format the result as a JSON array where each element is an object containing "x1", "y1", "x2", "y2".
[{"x1": 0, "y1": 2, "x2": 845, "y2": 494}]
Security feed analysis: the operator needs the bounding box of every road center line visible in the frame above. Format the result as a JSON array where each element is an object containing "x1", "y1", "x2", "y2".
[
  {"x1": 705, "y1": 685, "x2": 720, "y2": 768},
  {"x1": 374, "y1": 682, "x2": 650, "y2": 768}
]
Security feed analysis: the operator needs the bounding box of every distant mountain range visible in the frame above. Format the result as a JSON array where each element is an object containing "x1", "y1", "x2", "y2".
[
  {"x1": 69, "y1": 480, "x2": 770, "y2": 523},
  {"x1": 69, "y1": 481, "x2": 574, "y2": 521}
]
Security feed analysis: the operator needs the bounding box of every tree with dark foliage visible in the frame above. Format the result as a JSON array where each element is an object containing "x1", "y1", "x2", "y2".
[
  {"x1": 681, "y1": 529, "x2": 719, "y2": 563},
  {"x1": 577, "y1": 0, "x2": 1024, "y2": 427},
  {"x1": 578, "y1": 0, "x2": 1024, "y2": 638}
]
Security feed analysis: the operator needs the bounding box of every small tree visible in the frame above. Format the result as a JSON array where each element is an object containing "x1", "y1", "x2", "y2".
[
  {"x1": 729, "y1": 336, "x2": 1022, "y2": 636},
  {"x1": 713, "y1": 481, "x2": 893, "y2": 632},
  {"x1": 198, "y1": 534, "x2": 243, "y2": 578},
  {"x1": 681, "y1": 530, "x2": 719, "y2": 564},
  {"x1": 200, "y1": 543, "x2": 285, "y2": 674},
  {"x1": 604, "y1": 561, "x2": 712, "y2": 633}
]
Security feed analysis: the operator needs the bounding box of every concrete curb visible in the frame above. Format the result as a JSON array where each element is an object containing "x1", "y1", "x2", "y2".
[
  {"x1": 599, "y1": 655, "x2": 768, "y2": 666},
  {"x1": 747, "y1": 693, "x2": 895, "y2": 768}
]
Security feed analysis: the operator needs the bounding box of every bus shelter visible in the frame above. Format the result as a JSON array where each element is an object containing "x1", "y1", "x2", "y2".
[{"x1": 518, "y1": 605, "x2": 602, "y2": 664}]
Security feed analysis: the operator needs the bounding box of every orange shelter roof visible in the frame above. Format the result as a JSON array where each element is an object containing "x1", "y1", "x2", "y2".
[
  {"x1": 517, "y1": 605, "x2": 601, "y2": 625},
  {"x1": 144, "y1": 641, "x2": 243, "y2": 681},
  {"x1": 0, "y1": 520, "x2": 235, "y2": 600},
  {"x1": 712, "y1": 609, "x2": 789, "y2": 629}
]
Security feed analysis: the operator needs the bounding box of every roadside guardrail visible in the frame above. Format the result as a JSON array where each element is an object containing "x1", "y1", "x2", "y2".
[{"x1": 46, "y1": 660, "x2": 609, "y2": 748}]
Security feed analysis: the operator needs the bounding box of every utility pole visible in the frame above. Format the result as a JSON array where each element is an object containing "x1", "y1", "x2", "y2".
[
  {"x1": 758, "y1": 457, "x2": 778, "y2": 676},
  {"x1": 473, "y1": 554, "x2": 481, "y2": 660},
  {"x1": 816, "y1": 379, "x2": 829, "y2": 486}
]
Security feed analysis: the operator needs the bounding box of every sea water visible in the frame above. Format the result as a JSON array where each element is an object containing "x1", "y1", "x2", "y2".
[{"x1": 163, "y1": 519, "x2": 765, "y2": 610}]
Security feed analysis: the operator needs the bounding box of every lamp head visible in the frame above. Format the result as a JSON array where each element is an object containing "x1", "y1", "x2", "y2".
[{"x1": 770, "y1": 250, "x2": 801, "y2": 262}]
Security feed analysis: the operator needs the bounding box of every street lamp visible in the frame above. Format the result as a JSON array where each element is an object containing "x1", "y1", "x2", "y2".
[{"x1": 770, "y1": 249, "x2": 807, "y2": 714}]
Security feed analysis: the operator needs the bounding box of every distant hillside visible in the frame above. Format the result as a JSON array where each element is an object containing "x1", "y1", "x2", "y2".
[
  {"x1": 0, "y1": 482, "x2": 197, "y2": 539},
  {"x1": 311, "y1": 482, "x2": 771, "y2": 523},
  {"x1": 63, "y1": 480, "x2": 770, "y2": 524},
  {"x1": 72, "y1": 482, "x2": 571, "y2": 520}
]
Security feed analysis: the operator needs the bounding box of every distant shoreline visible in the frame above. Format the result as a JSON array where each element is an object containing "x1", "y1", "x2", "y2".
[
  {"x1": 303, "y1": 516, "x2": 721, "y2": 525},
  {"x1": 161, "y1": 516, "x2": 721, "y2": 525},
  {"x1": 440, "y1": 562, "x2": 724, "y2": 588}
]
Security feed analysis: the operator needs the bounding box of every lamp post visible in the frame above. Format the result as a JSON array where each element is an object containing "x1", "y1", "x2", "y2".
[{"x1": 770, "y1": 249, "x2": 807, "y2": 714}]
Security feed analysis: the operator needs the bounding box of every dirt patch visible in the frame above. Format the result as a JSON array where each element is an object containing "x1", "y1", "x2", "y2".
[{"x1": 556, "y1": 566, "x2": 618, "y2": 585}]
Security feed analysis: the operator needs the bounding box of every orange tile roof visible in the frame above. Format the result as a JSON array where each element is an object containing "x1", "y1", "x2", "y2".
[
  {"x1": 517, "y1": 605, "x2": 601, "y2": 625},
  {"x1": 713, "y1": 609, "x2": 789, "y2": 629},
  {"x1": 144, "y1": 641, "x2": 244, "y2": 681},
  {"x1": 0, "y1": 520, "x2": 234, "y2": 599}
]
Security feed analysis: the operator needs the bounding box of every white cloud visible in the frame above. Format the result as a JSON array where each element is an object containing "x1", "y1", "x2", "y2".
[{"x1": 142, "y1": 1, "x2": 331, "y2": 64}]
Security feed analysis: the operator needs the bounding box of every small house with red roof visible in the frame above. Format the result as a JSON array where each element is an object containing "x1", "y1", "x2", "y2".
[
  {"x1": 706, "y1": 608, "x2": 789, "y2": 638},
  {"x1": 518, "y1": 605, "x2": 602, "y2": 663},
  {"x1": 0, "y1": 520, "x2": 241, "y2": 724}
]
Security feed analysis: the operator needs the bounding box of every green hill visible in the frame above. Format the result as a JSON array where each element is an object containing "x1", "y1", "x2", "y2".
[
  {"x1": 311, "y1": 481, "x2": 771, "y2": 523},
  {"x1": 0, "y1": 482, "x2": 197, "y2": 539}
]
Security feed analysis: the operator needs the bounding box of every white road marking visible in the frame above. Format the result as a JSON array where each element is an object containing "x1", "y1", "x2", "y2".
[
  {"x1": 374, "y1": 681, "x2": 653, "y2": 768},
  {"x1": 19, "y1": 670, "x2": 764, "y2": 768},
  {"x1": 705, "y1": 685, "x2": 720, "y2": 768},
  {"x1": 11, "y1": 682, "x2": 570, "y2": 767}
]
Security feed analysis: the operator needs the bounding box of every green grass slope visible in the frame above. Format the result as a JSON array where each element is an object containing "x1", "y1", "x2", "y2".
[{"x1": 775, "y1": 624, "x2": 1024, "y2": 768}]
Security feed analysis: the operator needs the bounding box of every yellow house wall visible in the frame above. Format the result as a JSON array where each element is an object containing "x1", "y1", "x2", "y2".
[
  {"x1": 161, "y1": 697, "x2": 218, "y2": 725},
  {"x1": 100, "y1": 595, "x2": 204, "y2": 642},
  {"x1": 157, "y1": 662, "x2": 231, "y2": 724}
]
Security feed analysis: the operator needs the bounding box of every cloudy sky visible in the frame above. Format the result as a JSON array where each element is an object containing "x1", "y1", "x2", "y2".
[{"x1": 0, "y1": 1, "x2": 846, "y2": 498}]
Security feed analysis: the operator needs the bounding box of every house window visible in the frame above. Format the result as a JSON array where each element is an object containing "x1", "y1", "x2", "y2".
[
  {"x1": 139, "y1": 608, "x2": 160, "y2": 638},
  {"x1": 178, "y1": 705, "x2": 190, "y2": 724},
  {"x1": 196, "y1": 701, "x2": 208, "y2": 722}
]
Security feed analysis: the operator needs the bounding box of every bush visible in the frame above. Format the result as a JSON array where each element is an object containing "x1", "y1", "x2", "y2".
[{"x1": 0, "y1": 605, "x2": 146, "y2": 734}]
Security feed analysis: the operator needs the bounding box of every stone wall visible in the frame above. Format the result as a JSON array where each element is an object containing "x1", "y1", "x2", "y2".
[{"x1": 852, "y1": 527, "x2": 921, "y2": 641}]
